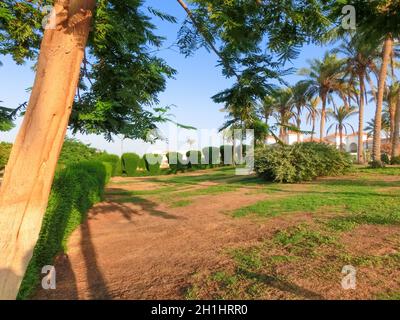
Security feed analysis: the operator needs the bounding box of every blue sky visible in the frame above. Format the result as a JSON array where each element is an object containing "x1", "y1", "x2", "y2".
[{"x1": 0, "y1": 1, "x2": 378, "y2": 155}]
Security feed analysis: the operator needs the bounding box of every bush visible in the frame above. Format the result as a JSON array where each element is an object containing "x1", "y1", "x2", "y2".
[
  {"x1": 144, "y1": 153, "x2": 163, "y2": 175},
  {"x1": 391, "y1": 156, "x2": 400, "y2": 165},
  {"x1": 137, "y1": 157, "x2": 146, "y2": 171},
  {"x1": 58, "y1": 138, "x2": 99, "y2": 165},
  {"x1": 202, "y1": 146, "x2": 220, "y2": 167},
  {"x1": 0, "y1": 141, "x2": 12, "y2": 169},
  {"x1": 381, "y1": 153, "x2": 390, "y2": 165},
  {"x1": 220, "y1": 145, "x2": 233, "y2": 165},
  {"x1": 186, "y1": 150, "x2": 203, "y2": 169},
  {"x1": 18, "y1": 161, "x2": 108, "y2": 299},
  {"x1": 166, "y1": 152, "x2": 187, "y2": 173},
  {"x1": 93, "y1": 153, "x2": 121, "y2": 176},
  {"x1": 121, "y1": 153, "x2": 140, "y2": 176},
  {"x1": 254, "y1": 142, "x2": 352, "y2": 183}
]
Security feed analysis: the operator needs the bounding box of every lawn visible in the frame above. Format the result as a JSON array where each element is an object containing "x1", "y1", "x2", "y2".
[
  {"x1": 35, "y1": 165, "x2": 400, "y2": 300},
  {"x1": 175, "y1": 166, "x2": 400, "y2": 300}
]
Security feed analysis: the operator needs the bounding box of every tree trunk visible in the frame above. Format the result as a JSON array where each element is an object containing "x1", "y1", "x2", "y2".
[
  {"x1": 320, "y1": 95, "x2": 327, "y2": 142},
  {"x1": 311, "y1": 114, "x2": 316, "y2": 142},
  {"x1": 388, "y1": 93, "x2": 396, "y2": 147},
  {"x1": 392, "y1": 91, "x2": 400, "y2": 159},
  {"x1": 296, "y1": 107, "x2": 301, "y2": 143},
  {"x1": 357, "y1": 74, "x2": 365, "y2": 164},
  {"x1": 0, "y1": 0, "x2": 96, "y2": 300},
  {"x1": 372, "y1": 35, "x2": 393, "y2": 162},
  {"x1": 339, "y1": 125, "x2": 344, "y2": 152}
]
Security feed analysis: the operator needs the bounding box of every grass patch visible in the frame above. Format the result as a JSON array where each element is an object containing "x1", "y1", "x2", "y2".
[{"x1": 170, "y1": 199, "x2": 193, "y2": 208}]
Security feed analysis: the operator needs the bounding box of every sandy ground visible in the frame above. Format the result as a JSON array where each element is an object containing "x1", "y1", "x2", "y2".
[{"x1": 34, "y1": 175, "x2": 296, "y2": 299}]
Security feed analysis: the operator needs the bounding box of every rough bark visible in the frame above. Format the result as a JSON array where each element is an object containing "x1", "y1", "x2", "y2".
[
  {"x1": 357, "y1": 74, "x2": 365, "y2": 164},
  {"x1": 0, "y1": 0, "x2": 96, "y2": 299},
  {"x1": 392, "y1": 91, "x2": 400, "y2": 159},
  {"x1": 311, "y1": 115, "x2": 316, "y2": 142},
  {"x1": 372, "y1": 35, "x2": 393, "y2": 162},
  {"x1": 320, "y1": 95, "x2": 327, "y2": 142},
  {"x1": 339, "y1": 125, "x2": 344, "y2": 152}
]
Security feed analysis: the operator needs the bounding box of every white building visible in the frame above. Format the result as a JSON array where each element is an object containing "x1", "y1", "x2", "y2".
[
  {"x1": 323, "y1": 132, "x2": 369, "y2": 154},
  {"x1": 265, "y1": 131, "x2": 370, "y2": 155}
]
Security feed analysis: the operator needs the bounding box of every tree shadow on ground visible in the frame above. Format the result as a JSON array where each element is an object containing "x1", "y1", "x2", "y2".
[
  {"x1": 91, "y1": 190, "x2": 180, "y2": 221},
  {"x1": 80, "y1": 221, "x2": 111, "y2": 300}
]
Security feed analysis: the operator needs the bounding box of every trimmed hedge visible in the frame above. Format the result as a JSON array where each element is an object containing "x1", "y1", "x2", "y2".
[
  {"x1": 0, "y1": 141, "x2": 12, "y2": 169},
  {"x1": 137, "y1": 157, "x2": 146, "y2": 171},
  {"x1": 186, "y1": 150, "x2": 203, "y2": 169},
  {"x1": 121, "y1": 153, "x2": 140, "y2": 176},
  {"x1": 202, "y1": 146, "x2": 220, "y2": 167},
  {"x1": 254, "y1": 142, "x2": 352, "y2": 183},
  {"x1": 166, "y1": 152, "x2": 186, "y2": 173},
  {"x1": 94, "y1": 153, "x2": 121, "y2": 176},
  {"x1": 17, "y1": 161, "x2": 109, "y2": 299},
  {"x1": 144, "y1": 153, "x2": 163, "y2": 175},
  {"x1": 220, "y1": 145, "x2": 233, "y2": 165}
]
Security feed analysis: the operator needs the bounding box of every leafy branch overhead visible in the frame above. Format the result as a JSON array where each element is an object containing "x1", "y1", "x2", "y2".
[{"x1": 0, "y1": 0, "x2": 178, "y2": 141}]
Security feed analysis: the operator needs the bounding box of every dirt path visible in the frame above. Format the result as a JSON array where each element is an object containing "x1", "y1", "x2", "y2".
[{"x1": 34, "y1": 173, "x2": 304, "y2": 300}]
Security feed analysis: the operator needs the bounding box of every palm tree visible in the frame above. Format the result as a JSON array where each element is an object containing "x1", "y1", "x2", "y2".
[
  {"x1": 259, "y1": 95, "x2": 276, "y2": 125},
  {"x1": 392, "y1": 89, "x2": 400, "y2": 159},
  {"x1": 365, "y1": 117, "x2": 390, "y2": 140},
  {"x1": 333, "y1": 38, "x2": 379, "y2": 163},
  {"x1": 347, "y1": 1, "x2": 400, "y2": 163},
  {"x1": 299, "y1": 52, "x2": 345, "y2": 142},
  {"x1": 271, "y1": 88, "x2": 295, "y2": 143},
  {"x1": 327, "y1": 105, "x2": 358, "y2": 151},
  {"x1": 384, "y1": 82, "x2": 400, "y2": 146},
  {"x1": 291, "y1": 81, "x2": 312, "y2": 142},
  {"x1": 306, "y1": 97, "x2": 320, "y2": 142}
]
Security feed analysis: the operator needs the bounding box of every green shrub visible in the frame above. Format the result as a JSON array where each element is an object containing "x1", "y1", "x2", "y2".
[
  {"x1": 391, "y1": 156, "x2": 400, "y2": 165},
  {"x1": 381, "y1": 153, "x2": 390, "y2": 165},
  {"x1": 102, "y1": 162, "x2": 113, "y2": 183},
  {"x1": 202, "y1": 146, "x2": 220, "y2": 167},
  {"x1": 17, "y1": 161, "x2": 108, "y2": 299},
  {"x1": 144, "y1": 153, "x2": 163, "y2": 175},
  {"x1": 137, "y1": 157, "x2": 146, "y2": 171},
  {"x1": 58, "y1": 138, "x2": 99, "y2": 165},
  {"x1": 93, "y1": 153, "x2": 121, "y2": 176},
  {"x1": 0, "y1": 141, "x2": 12, "y2": 169},
  {"x1": 121, "y1": 153, "x2": 140, "y2": 176},
  {"x1": 254, "y1": 142, "x2": 352, "y2": 183},
  {"x1": 166, "y1": 152, "x2": 187, "y2": 173},
  {"x1": 186, "y1": 150, "x2": 203, "y2": 169},
  {"x1": 220, "y1": 145, "x2": 233, "y2": 165}
]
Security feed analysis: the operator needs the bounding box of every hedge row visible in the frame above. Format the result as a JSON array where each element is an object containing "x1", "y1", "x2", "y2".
[
  {"x1": 17, "y1": 160, "x2": 110, "y2": 299},
  {"x1": 0, "y1": 141, "x2": 12, "y2": 169},
  {"x1": 254, "y1": 142, "x2": 352, "y2": 183}
]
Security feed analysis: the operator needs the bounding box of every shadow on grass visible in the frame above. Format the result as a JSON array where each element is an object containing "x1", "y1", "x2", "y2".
[{"x1": 239, "y1": 269, "x2": 324, "y2": 299}]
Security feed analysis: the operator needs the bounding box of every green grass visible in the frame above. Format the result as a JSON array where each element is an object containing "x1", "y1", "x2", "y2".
[
  {"x1": 170, "y1": 199, "x2": 193, "y2": 207},
  {"x1": 184, "y1": 167, "x2": 400, "y2": 300},
  {"x1": 233, "y1": 177, "x2": 400, "y2": 232}
]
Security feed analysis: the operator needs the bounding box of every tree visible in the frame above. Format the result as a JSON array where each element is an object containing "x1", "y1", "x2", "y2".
[
  {"x1": 329, "y1": 0, "x2": 400, "y2": 164},
  {"x1": 327, "y1": 105, "x2": 358, "y2": 151},
  {"x1": 299, "y1": 53, "x2": 345, "y2": 142},
  {"x1": 334, "y1": 38, "x2": 379, "y2": 163},
  {"x1": 271, "y1": 88, "x2": 295, "y2": 143},
  {"x1": 291, "y1": 81, "x2": 312, "y2": 142},
  {"x1": 306, "y1": 97, "x2": 320, "y2": 142},
  {"x1": 0, "y1": 0, "x2": 175, "y2": 299},
  {"x1": 392, "y1": 89, "x2": 400, "y2": 159}
]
